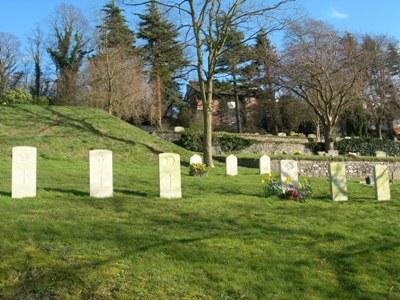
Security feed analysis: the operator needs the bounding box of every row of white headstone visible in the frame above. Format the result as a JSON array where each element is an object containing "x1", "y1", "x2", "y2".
[
  {"x1": 8, "y1": 147, "x2": 391, "y2": 201},
  {"x1": 221, "y1": 154, "x2": 390, "y2": 201}
]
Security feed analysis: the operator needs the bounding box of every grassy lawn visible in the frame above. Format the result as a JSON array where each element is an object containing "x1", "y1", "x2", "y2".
[{"x1": 0, "y1": 105, "x2": 399, "y2": 299}]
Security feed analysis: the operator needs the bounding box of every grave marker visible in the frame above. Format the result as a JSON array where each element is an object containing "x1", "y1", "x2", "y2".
[
  {"x1": 375, "y1": 151, "x2": 387, "y2": 158},
  {"x1": 259, "y1": 155, "x2": 271, "y2": 175},
  {"x1": 374, "y1": 165, "x2": 391, "y2": 201},
  {"x1": 159, "y1": 153, "x2": 181, "y2": 198},
  {"x1": 226, "y1": 154, "x2": 238, "y2": 176},
  {"x1": 90, "y1": 150, "x2": 113, "y2": 198},
  {"x1": 12, "y1": 146, "x2": 36, "y2": 198},
  {"x1": 189, "y1": 154, "x2": 202, "y2": 165},
  {"x1": 329, "y1": 162, "x2": 348, "y2": 201},
  {"x1": 279, "y1": 160, "x2": 298, "y2": 187}
]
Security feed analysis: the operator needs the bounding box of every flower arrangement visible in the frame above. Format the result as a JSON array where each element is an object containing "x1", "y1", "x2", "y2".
[
  {"x1": 189, "y1": 162, "x2": 210, "y2": 176},
  {"x1": 261, "y1": 174, "x2": 312, "y2": 202}
]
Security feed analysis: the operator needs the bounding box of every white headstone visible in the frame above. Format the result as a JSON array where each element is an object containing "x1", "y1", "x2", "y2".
[
  {"x1": 12, "y1": 146, "x2": 37, "y2": 198},
  {"x1": 259, "y1": 154, "x2": 271, "y2": 175},
  {"x1": 226, "y1": 154, "x2": 238, "y2": 176},
  {"x1": 374, "y1": 165, "x2": 391, "y2": 201},
  {"x1": 174, "y1": 126, "x2": 185, "y2": 132},
  {"x1": 277, "y1": 132, "x2": 286, "y2": 137},
  {"x1": 159, "y1": 153, "x2": 182, "y2": 198},
  {"x1": 279, "y1": 160, "x2": 298, "y2": 187},
  {"x1": 90, "y1": 150, "x2": 113, "y2": 198},
  {"x1": 375, "y1": 151, "x2": 387, "y2": 158},
  {"x1": 329, "y1": 162, "x2": 348, "y2": 201},
  {"x1": 189, "y1": 154, "x2": 203, "y2": 165}
]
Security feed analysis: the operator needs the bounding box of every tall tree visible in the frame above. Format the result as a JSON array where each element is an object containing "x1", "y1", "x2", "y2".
[
  {"x1": 277, "y1": 19, "x2": 368, "y2": 151},
  {"x1": 250, "y1": 30, "x2": 281, "y2": 133},
  {"x1": 0, "y1": 32, "x2": 20, "y2": 97},
  {"x1": 137, "y1": 0, "x2": 186, "y2": 128},
  {"x1": 361, "y1": 34, "x2": 400, "y2": 138},
  {"x1": 99, "y1": 0, "x2": 135, "y2": 50},
  {"x1": 27, "y1": 24, "x2": 45, "y2": 100},
  {"x1": 47, "y1": 3, "x2": 91, "y2": 105},
  {"x1": 126, "y1": 0, "x2": 296, "y2": 166},
  {"x1": 216, "y1": 27, "x2": 250, "y2": 133}
]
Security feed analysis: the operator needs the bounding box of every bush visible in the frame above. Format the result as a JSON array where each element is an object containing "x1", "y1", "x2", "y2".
[
  {"x1": 336, "y1": 138, "x2": 400, "y2": 156},
  {"x1": 35, "y1": 96, "x2": 49, "y2": 105},
  {"x1": 189, "y1": 162, "x2": 209, "y2": 176},
  {"x1": 175, "y1": 131, "x2": 254, "y2": 152},
  {"x1": 1, "y1": 88, "x2": 33, "y2": 104}
]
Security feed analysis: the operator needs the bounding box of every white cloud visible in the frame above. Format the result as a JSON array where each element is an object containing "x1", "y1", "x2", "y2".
[{"x1": 330, "y1": 7, "x2": 349, "y2": 19}]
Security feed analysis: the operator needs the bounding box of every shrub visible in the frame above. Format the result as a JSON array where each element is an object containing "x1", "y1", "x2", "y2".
[
  {"x1": 175, "y1": 131, "x2": 254, "y2": 152},
  {"x1": 35, "y1": 96, "x2": 49, "y2": 105},
  {"x1": 189, "y1": 162, "x2": 209, "y2": 176},
  {"x1": 336, "y1": 138, "x2": 400, "y2": 156},
  {"x1": 216, "y1": 134, "x2": 254, "y2": 152},
  {"x1": 1, "y1": 88, "x2": 33, "y2": 104}
]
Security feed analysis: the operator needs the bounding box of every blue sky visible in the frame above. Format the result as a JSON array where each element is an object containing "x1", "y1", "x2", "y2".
[{"x1": 0, "y1": 0, "x2": 399, "y2": 48}]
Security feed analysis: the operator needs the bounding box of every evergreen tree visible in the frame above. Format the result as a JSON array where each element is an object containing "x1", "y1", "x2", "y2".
[
  {"x1": 249, "y1": 30, "x2": 281, "y2": 134},
  {"x1": 137, "y1": 0, "x2": 186, "y2": 128},
  {"x1": 99, "y1": 0, "x2": 135, "y2": 50},
  {"x1": 216, "y1": 28, "x2": 251, "y2": 133}
]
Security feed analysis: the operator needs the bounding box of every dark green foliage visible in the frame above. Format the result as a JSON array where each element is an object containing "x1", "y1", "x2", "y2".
[
  {"x1": 336, "y1": 138, "x2": 400, "y2": 156},
  {"x1": 175, "y1": 131, "x2": 254, "y2": 152},
  {"x1": 99, "y1": 0, "x2": 135, "y2": 50},
  {"x1": 306, "y1": 142, "x2": 325, "y2": 154},
  {"x1": 137, "y1": 0, "x2": 186, "y2": 119}
]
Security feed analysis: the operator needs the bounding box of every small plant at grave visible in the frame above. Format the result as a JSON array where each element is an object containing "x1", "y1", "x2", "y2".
[
  {"x1": 283, "y1": 177, "x2": 312, "y2": 202},
  {"x1": 261, "y1": 174, "x2": 312, "y2": 202},
  {"x1": 189, "y1": 162, "x2": 210, "y2": 176},
  {"x1": 293, "y1": 151, "x2": 302, "y2": 155},
  {"x1": 261, "y1": 173, "x2": 282, "y2": 197}
]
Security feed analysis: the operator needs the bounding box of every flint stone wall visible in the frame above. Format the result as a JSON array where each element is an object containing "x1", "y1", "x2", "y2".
[{"x1": 215, "y1": 156, "x2": 400, "y2": 179}]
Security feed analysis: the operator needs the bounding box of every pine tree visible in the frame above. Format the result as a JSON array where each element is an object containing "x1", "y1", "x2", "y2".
[
  {"x1": 137, "y1": 0, "x2": 186, "y2": 128},
  {"x1": 99, "y1": 0, "x2": 135, "y2": 51},
  {"x1": 216, "y1": 28, "x2": 251, "y2": 133}
]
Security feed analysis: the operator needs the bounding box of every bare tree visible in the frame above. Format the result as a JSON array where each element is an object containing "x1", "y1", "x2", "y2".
[
  {"x1": 276, "y1": 19, "x2": 368, "y2": 151},
  {"x1": 47, "y1": 3, "x2": 92, "y2": 105},
  {"x1": 86, "y1": 30, "x2": 156, "y2": 124},
  {"x1": 0, "y1": 32, "x2": 20, "y2": 97},
  {"x1": 27, "y1": 24, "x2": 45, "y2": 100},
  {"x1": 124, "y1": 0, "x2": 296, "y2": 166},
  {"x1": 361, "y1": 34, "x2": 400, "y2": 138}
]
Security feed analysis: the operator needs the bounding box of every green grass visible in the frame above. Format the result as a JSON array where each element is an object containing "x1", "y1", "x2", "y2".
[{"x1": 0, "y1": 105, "x2": 400, "y2": 299}]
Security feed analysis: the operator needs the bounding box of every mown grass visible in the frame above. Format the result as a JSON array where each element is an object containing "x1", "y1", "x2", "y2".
[{"x1": 0, "y1": 105, "x2": 400, "y2": 299}]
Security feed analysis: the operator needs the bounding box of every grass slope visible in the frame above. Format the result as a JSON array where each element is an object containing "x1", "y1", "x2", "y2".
[{"x1": 0, "y1": 105, "x2": 400, "y2": 299}]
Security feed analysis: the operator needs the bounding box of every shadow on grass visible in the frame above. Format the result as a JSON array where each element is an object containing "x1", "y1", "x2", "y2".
[
  {"x1": 115, "y1": 189, "x2": 148, "y2": 197},
  {"x1": 43, "y1": 188, "x2": 87, "y2": 197},
  {"x1": 0, "y1": 191, "x2": 10, "y2": 197}
]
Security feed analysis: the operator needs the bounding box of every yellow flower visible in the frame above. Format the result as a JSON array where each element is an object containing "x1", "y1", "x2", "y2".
[
  {"x1": 285, "y1": 177, "x2": 293, "y2": 185},
  {"x1": 261, "y1": 179, "x2": 265, "y2": 184},
  {"x1": 297, "y1": 183, "x2": 302, "y2": 188},
  {"x1": 265, "y1": 173, "x2": 271, "y2": 182}
]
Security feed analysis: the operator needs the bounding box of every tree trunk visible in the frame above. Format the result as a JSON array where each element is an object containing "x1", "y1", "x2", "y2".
[
  {"x1": 324, "y1": 125, "x2": 335, "y2": 151},
  {"x1": 155, "y1": 74, "x2": 162, "y2": 129},
  {"x1": 203, "y1": 82, "x2": 214, "y2": 167},
  {"x1": 376, "y1": 122, "x2": 382, "y2": 139},
  {"x1": 35, "y1": 61, "x2": 41, "y2": 99},
  {"x1": 232, "y1": 73, "x2": 242, "y2": 133}
]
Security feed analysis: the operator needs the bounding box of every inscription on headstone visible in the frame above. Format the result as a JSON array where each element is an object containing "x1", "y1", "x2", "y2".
[
  {"x1": 12, "y1": 146, "x2": 37, "y2": 198},
  {"x1": 329, "y1": 162, "x2": 348, "y2": 201},
  {"x1": 226, "y1": 154, "x2": 238, "y2": 176},
  {"x1": 279, "y1": 160, "x2": 298, "y2": 187},
  {"x1": 90, "y1": 150, "x2": 113, "y2": 198},
  {"x1": 259, "y1": 154, "x2": 271, "y2": 175},
  {"x1": 159, "y1": 153, "x2": 181, "y2": 198},
  {"x1": 374, "y1": 165, "x2": 391, "y2": 201}
]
